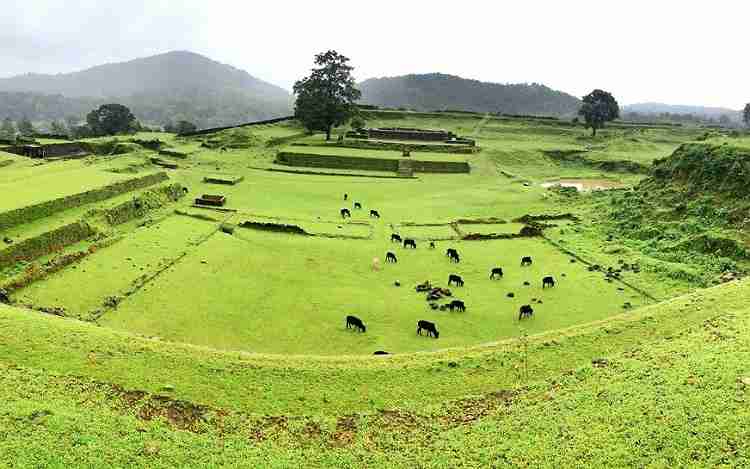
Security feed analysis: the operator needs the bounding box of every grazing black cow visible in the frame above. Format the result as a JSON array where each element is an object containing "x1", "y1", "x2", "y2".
[
  {"x1": 341, "y1": 208, "x2": 351, "y2": 219},
  {"x1": 429, "y1": 241, "x2": 436, "y2": 249},
  {"x1": 446, "y1": 248, "x2": 458, "y2": 258},
  {"x1": 391, "y1": 233, "x2": 402, "y2": 243},
  {"x1": 519, "y1": 304, "x2": 534, "y2": 320},
  {"x1": 521, "y1": 256, "x2": 533, "y2": 266},
  {"x1": 542, "y1": 276, "x2": 555, "y2": 288},
  {"x1": 386, "y1": 252, "x2": 398, "y2": 263},
  {"x1": 220, "y1": 147, "x2": 228, "y2": 152},
  {"x1": 448, "y1": 274, "x2": 464, "y2": 287},
  {"x1": 403, "y1": 239, "x2": 417, "y2": 249},
  {"x1": 370, "y1": 210, "x2": 380, "y2": 218},
  {"x1": 2, "y1": 237, "x2": 13, "y2": 245},
  {"x1": 449, "y1": 252, "x2": 460, "y2": 263},
  {"x1": 417, "y1": 320, "x2": 439, "y2": 338},
  {"x1": 448, "y1": 300, "x2": 466, "y2": 312},
  {"x1": 354, "y1": 202, "x2": 362, "y2": 209},
  {"x1": 373, "y1": 350, "x2": 390, "y2": 355},
  {"x1": 490, "y1": 267, "x2": 504, "y2": 279},
  {"x1": 346, "y1": 315, "x2": 366, "y2": 332},
  {"x1": 344, "y1": 193, "x2": 348, "y2": 201}
]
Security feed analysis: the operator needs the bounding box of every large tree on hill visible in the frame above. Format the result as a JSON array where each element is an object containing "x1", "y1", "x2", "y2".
[
  {"x1": 293, "y1": 50, "x2": 361, "y2": 141},
  {"x1": 578, "y1": 90, "x2": 620, "y2": 136},
  {"x1": 743, "y1": 103, "x2": 750, "y2": 128},
  {"x1": 86, "y1": 103, "x2": 137, "y2": 136}
]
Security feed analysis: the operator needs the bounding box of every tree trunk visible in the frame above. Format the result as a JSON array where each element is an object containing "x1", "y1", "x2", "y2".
[
  {"x1": 326, "y1": 125, "x2": 332, "y2": 141},
  {"x1": 591, "y1": 126, "x2": 597, "y2": 137}
]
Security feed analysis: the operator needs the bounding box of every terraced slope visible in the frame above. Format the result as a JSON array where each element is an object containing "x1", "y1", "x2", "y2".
[{"x1": 1, "y1": 278, "x2": 748, "y2": 466}]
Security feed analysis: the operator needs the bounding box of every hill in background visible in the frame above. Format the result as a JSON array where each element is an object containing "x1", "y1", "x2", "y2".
[
  {"x1": 0, "y1": 51, "x2": 292, "y2": 129},
  {"x1": 358, "y1": 73, "x2": 581, "y2": 116},
  {"x1": 624, "y1": 102, "x2": 742, "y2": 123}
]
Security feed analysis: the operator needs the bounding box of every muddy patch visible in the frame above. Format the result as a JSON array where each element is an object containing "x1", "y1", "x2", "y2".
[{"x1": 541, "y1": 179, "x2": 625, "y2": 192}]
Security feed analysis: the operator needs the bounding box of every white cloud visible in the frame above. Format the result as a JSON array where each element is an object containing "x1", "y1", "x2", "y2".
[{"x1": 2, "y1": 0, "x2": 748, "y2": 108}]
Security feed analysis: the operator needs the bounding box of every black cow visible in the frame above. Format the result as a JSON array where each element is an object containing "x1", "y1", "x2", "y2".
[
  {"x1": 403, "y1": 239, "x2": 417, "y2": 249},
  {"x1": 521, "y1": 256, "x2": 533, "y2": 266},
  {"x1": 490, "y1": 267, "x2": 504, "y2": 279},
  {"x1": 346, "y1": 315, "x2": 366, "y2": 332},
  {"x1": 341, "y1": 208, "x2": 351, "y2": 219},
  {"x1": 446, "y1": 248, "x2": 458, "y2": 258},
  {"x1": 542, "y1": 276, "x2": 555, "y2": 288},
  {"x1": 391, "y1": 233, "x2": 402, "y2": 243},
  {"x1": 2, "y1": 237, "x2": 13, "y2": 245},
  {"x1": 370, "y1": 210, "x2": 380, "y2": 218},
  {"x1": 448, "y1": 300, "x2": 466, "y2": 312},
  {"x1": 519, "y1": 305, "x2": 534, "y2": 320},
  {"x1": 449, "y1": 252, "x2": 460, "y2": 263},
  {"x1": 417, "y1": 320, "x2": 439, "y2": 338},
  {"x1": 0, "y1": 289, "x2": 9, "y2": 304},
  {"x1": 344, "y1": 193, "x2": 348, "y2": 201},
  {"x1": 429, "y1": 241, "x2": 436, "y2": 249},
  {"x1": 448, "y1": 274, "x2": 464, "y2": 287},
  {"x1": 386, "y1": 252, "x2": 398, "y2": 263},
  {"x1": 373, "y1": 350, "x2": 390, "y2": 355},
  {"x1": 354, "y1": 202, "x2": 362, "y2": 209}
]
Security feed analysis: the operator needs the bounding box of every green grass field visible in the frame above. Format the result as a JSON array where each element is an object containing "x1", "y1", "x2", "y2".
[{"x1": 3, "y1": 112, "x2": 747, "y2": 466}]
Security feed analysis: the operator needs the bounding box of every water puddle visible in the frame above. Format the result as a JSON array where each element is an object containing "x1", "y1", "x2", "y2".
[{"x1": 541, "y1": 179, "x2": 624, "y2": 192}]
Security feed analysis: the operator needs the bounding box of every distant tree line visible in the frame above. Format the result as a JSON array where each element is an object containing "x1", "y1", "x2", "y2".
[
  {"x1": 622, "y1": 111, "x2": 739, "y2": 126},
  {"x1": 0, "y1": 89, "x2": 291, "y2": 132}
]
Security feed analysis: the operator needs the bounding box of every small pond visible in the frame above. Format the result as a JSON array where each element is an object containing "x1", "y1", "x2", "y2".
[{"x1": 541, "y1": 179, "x2": 625, "y2": 191}]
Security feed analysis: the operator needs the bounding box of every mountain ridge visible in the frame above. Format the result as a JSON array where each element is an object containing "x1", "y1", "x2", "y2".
[
  {"x1": 0, "y1": 51, "x2": 292, "y2": 128},
  {"x1": 358, "y1": 73, "x2": 581, "y2": 116}
]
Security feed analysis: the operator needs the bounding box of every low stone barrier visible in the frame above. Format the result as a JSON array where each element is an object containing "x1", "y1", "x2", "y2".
[{"x1": 275, "y1": 152, "x2": 470, "y2": 174}]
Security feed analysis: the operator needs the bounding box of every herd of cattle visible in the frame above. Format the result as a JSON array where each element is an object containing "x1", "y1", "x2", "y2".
[
  {"x1": 343, "y1": 203, "x2": 565, "y2": 354},
  {"x1": 338, "y1": 194, "x2": 565, "y2": 355}
]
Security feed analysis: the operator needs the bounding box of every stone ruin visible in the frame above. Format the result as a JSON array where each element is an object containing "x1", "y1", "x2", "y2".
[{"x1": 367, "y1": 127, "x2": 456, "y2": 141}]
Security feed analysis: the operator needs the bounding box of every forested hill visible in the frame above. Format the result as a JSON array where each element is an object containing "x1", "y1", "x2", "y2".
[
  {"x1": 358, "y1": 73, "x2": 581, "y2": 116},
  {"x1": 0, "y1": 51, "x2": 292, "y2": 128}
]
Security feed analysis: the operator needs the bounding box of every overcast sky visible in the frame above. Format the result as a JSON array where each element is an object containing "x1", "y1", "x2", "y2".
[{"x1": 2, "y1": 0, "x2": 748, "y2": 108}]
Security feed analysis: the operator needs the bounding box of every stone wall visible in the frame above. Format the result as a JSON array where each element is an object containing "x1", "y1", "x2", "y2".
[
  {"x1": 367, "y1": 127, "x2": 455, "y2": 141},
  {"x1": 275, "y1": 152, "x2": 470, "y2": 174},
  {"x1": 7, "y1": 142, "x2": 88, "y2": 159}
]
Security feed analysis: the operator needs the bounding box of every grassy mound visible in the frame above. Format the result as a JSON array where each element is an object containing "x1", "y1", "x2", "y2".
[
  {"x1": 584, "y1": 143, "x2": 750, "y2": 286},
  {"x1": 648, "y1": 143, "x2": 750, "y2": 198}
]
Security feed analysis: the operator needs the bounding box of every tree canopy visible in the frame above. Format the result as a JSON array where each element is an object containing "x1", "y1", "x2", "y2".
[
  {"x1": 293, "y1": 51, "x2": 361, "y2": 140},
  {"x1": 744, "y1": 103, "x2": 750, "y2": 128},
  {"x1": 50, "y1": 120, "x2": 68, "y2": 136},
  {"x1": 578, "y1": 90, "x2": 620, "y2": 136},
  {"x1": 0, "y1": 118, "x2": 16, "y2": 140},
  {"x1": 86, "y1": 104, "x2": 137, "y2": 136},
  {"x1": 165, "y1": 120, "x2": 197, "y2": 135},
  {"x1": 17, "y1": 117, "x2": 35, "y2": 136}
]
